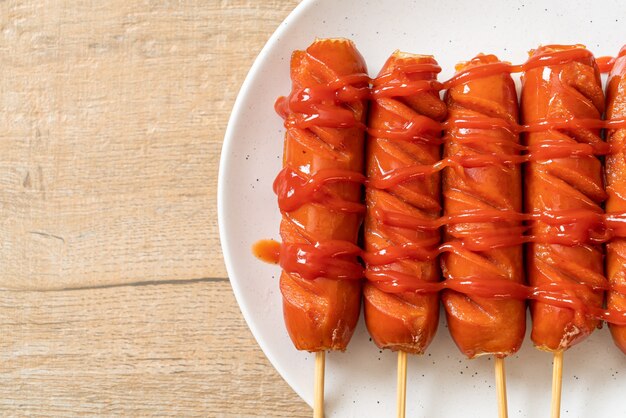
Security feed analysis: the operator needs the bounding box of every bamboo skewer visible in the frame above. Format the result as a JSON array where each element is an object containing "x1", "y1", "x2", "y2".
[
  {"x1": 314, "y1": 351, "x2": 325, "y2": 418},
  {"x1": 396, "y1": 351, "x2": 408, "y2": 418},
  {"x1": 551, "y1": 351, "x2": 564, "y2": 418},
  {"x1": 494, "y1": 357, "x2": 508, "y2": 418}
]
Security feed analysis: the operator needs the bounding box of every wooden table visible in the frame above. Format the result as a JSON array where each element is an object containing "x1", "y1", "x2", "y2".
[{"x1": 0, "y1": 1, "x2": 309, "y2": 416}]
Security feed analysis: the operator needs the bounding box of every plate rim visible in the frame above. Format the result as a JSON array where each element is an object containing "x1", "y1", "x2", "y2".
[{"x1": 217, "y1": 0, "x2": 317, "y2": 407}]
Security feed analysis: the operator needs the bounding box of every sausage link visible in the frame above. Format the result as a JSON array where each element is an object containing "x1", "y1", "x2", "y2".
[
  {"x1": 278, "y1": 39, "x2": 368, "y2": 351},
  {"x1": 441, "y1": 54, "x2": 526, "y2": 358},
  {"x1": 522, "y1": 45, "x2": 606, "y2": 352},
  {"x1": 364, "y1": 52, "x2": 446, "y2": 354}
]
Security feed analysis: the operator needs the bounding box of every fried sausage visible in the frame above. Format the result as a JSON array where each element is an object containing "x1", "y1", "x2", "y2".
[
  {"x1": 521, "y1": 45, "x2": 606, "y2": 352},
  {"x1": 275, "y1": 39, "x2": 368, "y2": 351},
  {"x1": 441, "y1": 54, "x2": 526, "y2": 358},
  {"x1": 363, "y1": 52, "x2": 446, "y2": 353}
]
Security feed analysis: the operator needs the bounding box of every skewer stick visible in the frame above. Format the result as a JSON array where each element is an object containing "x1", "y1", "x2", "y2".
[
  {"x1": 314, "y1": 351, "x2": 325, "y2": 418},
  {"x1": 551, "y1": 351, "x2": 564, "y2": 418},
  {"x1": 494, "y1": 357, "x2": 508, "y2": 418},
  {"x1": 396, "y1": 350, "x2": 408, "y2": 418}
]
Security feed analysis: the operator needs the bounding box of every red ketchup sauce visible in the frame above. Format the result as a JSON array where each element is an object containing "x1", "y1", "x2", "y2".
[
  {"x1": 252, "y1": 239, "x2": 281, "y2": 264},
  {"x1": 273, "y1": 167, "x2": 365, "y2": 213},
  {"x1": 256, "y1": 45, "x2": 626, "y2": 326}
]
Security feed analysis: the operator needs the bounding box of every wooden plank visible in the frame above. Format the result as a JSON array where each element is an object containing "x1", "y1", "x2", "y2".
[
  {"x1": 0, "y1": 0, "x2": 300, "y2": 289},
  {"x1": 0, "y1": 280, "x2": 310, "y2": 417}
]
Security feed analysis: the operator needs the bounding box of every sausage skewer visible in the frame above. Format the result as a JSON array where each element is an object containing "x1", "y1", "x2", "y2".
[
  {"x1": 363, "y1": 51, "x2": 446, "y2": 418},
  {"x1": 441, "y1": 54, "x2": 525, "y2": 418},
  {"x1": 521, "y1": 45, "x2": 606, "y2": 418},
  {"x1": 273, "y1": 38, "x2": 370, "y2": 417}
]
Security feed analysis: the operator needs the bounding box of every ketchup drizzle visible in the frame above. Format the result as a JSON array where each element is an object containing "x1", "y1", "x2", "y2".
[
  {"x1": 259, "y1": 44, "x2": 626, "y2": 327},
  {"x1": 274, "y1": 47, "x2": 626, "y2": 215}
]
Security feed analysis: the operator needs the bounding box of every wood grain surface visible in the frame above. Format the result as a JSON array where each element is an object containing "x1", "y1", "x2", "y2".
[{"x1": 0, "y1": 0, "x2": 308, "y2": 416}]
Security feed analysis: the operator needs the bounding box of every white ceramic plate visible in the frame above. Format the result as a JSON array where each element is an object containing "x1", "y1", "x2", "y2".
[{"x1": 218, "y1": 1, "x2": 625, "y2": 416}]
